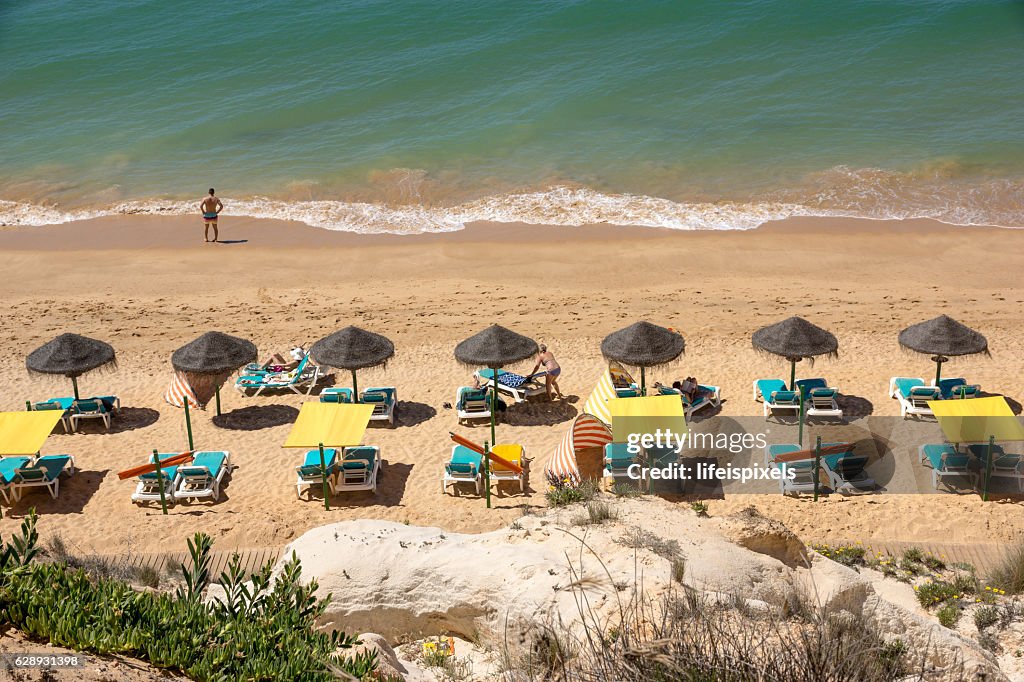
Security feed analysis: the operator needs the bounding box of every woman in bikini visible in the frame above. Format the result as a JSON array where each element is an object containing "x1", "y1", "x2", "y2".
[{"x1": 529, "y1": 344, "x2": 564, "y2": 400}]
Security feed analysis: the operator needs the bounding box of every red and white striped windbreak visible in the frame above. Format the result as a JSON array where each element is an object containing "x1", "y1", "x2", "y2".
[
  {"x1": 545, "y1": 413, "x2": 613, "y2": 483},
  {"x1": 164, "y1": 372, "x2": 201, "y2": 409}
]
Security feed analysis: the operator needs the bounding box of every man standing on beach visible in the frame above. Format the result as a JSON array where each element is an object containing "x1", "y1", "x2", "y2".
[{"x1": 200, "y1": 188, "x2": 223, "y2": 243}]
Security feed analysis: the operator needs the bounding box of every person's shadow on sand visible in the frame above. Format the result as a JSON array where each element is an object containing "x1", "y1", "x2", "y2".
[{"x1": 215, "y1": 239, "x2": 248, "y2": 245}]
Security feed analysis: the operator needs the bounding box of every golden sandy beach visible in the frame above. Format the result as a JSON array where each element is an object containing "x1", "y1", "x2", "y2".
[{"x1": 0, "y1": 216, "x2": 1021, "y2": 555}]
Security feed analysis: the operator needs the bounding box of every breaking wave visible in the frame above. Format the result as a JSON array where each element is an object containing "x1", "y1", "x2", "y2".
[{"x1": 2, "y1": 168, "x2": 1022, "y2": 233}]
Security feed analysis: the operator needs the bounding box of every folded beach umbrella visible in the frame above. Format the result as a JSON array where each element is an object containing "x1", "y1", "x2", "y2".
[
  {"x1": 27, "y1": 333, "x2": 116, "y2": 400},
  {"x1": 455, "y1": 325, "x2": 538, "y2": 508},
  {"x1": 309, "y1": 326, "x2": 395, "y2": 404},
  {"x1": 600, "y1": 321, "x2": 684, "y2": 395},
  {"x1": 899, "y1": 315, "x2": 988, "y2": 385},
  {"x1": 169, "y1": 331, "x2": 257, "y2": 449}
]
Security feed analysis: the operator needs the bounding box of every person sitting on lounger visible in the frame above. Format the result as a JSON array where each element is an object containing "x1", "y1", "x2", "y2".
[
  {"x1": 673, "y1": 378, "x2": 704, "y2": 403},
  {"x1": 258, "y1": 347, "x2": 305, "y2": 372},
  {"x1": 528, "y1": 344, "x2": 564, "y2": 400}
]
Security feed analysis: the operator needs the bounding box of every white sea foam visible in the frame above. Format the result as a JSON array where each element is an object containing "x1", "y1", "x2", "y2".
[
  {"x1": 1, "y1": 180, "x2": 1021, "y2": 232},
  {"x1": 0, "y1": 188, "x2": 831, "y2": 233}
]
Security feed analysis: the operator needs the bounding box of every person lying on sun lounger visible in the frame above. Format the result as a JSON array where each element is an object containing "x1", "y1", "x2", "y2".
[{"x1": 254, "y1": 346, "x2": 306, "y2": 373}]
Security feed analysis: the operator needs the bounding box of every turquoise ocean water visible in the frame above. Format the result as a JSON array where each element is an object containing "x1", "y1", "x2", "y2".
[{"x1": 1, "y1": 0, "x2": 1023, "y2": 232}]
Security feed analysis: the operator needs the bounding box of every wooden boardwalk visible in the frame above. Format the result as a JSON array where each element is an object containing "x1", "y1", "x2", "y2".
[{"x1": 115, "y1": 546, "x2": 285, "y2": 580}]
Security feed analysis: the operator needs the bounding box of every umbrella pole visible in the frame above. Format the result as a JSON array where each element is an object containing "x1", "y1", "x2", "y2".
[
  {"x1": 352, "y1": 369, "x2": 359, "y2": 404},
  {"x1": 487, "y1": 365, "x2": 497, "y2": 510},
  {"x1": 813, "y1": 436, "x2": 821, "y2": 502},
  {"x1": 798, "y1": 384, "x2": 806, "y2": 447},
  {"x1": 319, "y1": 442, "x2": 331, "y2": 511},
  {"x1": 71, "y1": 376, "x2": 80, "y2": 401},
  {"x1": 215, "y1": 386, "x2": 221, "y2": 416},
  {"x1": 484, "y1": 440, "x2": 491, "y2": 509},
  {"x1": 183, "y1": 397, "x2": 195, "y2": 451},
  {"x1": 934, "y1": 358, "x2": 943, "y2": 386},
  {"x1": 153, "y1": 449, "x2": 168, "y2": 515},
  {"x1": 983, "y1": 435, "x2": 995, "y2": 502},
  {"x1": 640, "y1": 367, "x2": 646, "y2": 396},
  {"x1": 489, "y1": 367, "x2": 497, "y2": 448},
  {"x1": 789, "y1": 360, "x2": 796, "y2": 390}
]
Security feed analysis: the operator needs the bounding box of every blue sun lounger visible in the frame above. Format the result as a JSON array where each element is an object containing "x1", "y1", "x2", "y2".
[
  {"x1": 753, "y1": 379, "x2": 801, "y2": 420},
  {"x1": 319, "y1": 387, "x2": 354, "y2": 403},
  {"x1": 456, "y1": 386, "x2": 491, "y2": 423},
  {"x1": 968, "y1": 444, "x2": 1024, "y2": 491},
  {"x1": 658, "y1": 384, "x2": 722, "y2": 418},
  {"x1": 296, "y1": 448, "x2": 340, "y2": 498},
  {"x1": 236, "y1": 355, "x2": 321, "y2": 396},
  {"x1": 131, "y1": 453, "x2": 185, "y2": 506},
  {"x1": 174, "y1": 451, "x2": 231, "y2": 502},
  {"x1": 475, "y1": 368, "x2": 546, "y2": 403},
  {"x1": 13, "y1": 455, "x2": 75, "y2": 500},
  {"x1": 604, "y1": 442, "x2": 644, "y2": 486},
  {"x1": 335, "y1": 446, "x2": 380, "y2": 493},
  {"x1": 889, "y1": 377, "x2": 941, "y2": 418},
  {"x1": 443, "y1": 445, "x2": 483, "y2": 495},
  {"x1": 936, "y1": 378, "x2": 981, "y2": 400},
  {"x1": 919, "y1": 444, "x2": 977, "y2": 490},
  {"x1": 0, "y1": 457, "x2": 33, "y2": 503},
  {"x1": 361, "y1": 388, "x2": 398, "y2": 426},
  {"x1": 794, "y1": 378, "x2": 843, "y2": 419}
]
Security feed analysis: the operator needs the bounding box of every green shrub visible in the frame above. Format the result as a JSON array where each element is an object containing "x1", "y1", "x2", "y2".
[
  {"x1": 915, "y1": 580, "x2": 960, "y2": 607},
  {"x1": 937, "y1": 603, "x2": 960, "y2": 628},
  {"x1": 811, "y1": 543, "x2": 866, "y2": 567},
  {"x1": 689, "y1": 501, "x2": 709, "y2": 517},
  {"x1": 0, "y1": 511, "x2": 377, "y2": 681},
  {"x1": 546, "y1": 475, "x2": 599, "y2": 507},
  {"x1": 878, "y1": 639, "x2": 907, "y2": 676},
  {"x1": 974, "y1": 606, "x2": 1000, "y2": 630}
]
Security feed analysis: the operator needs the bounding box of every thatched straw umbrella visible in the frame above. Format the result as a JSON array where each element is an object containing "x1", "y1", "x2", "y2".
[
  {"x1": 27, "y1": 333, "x2": 116, "y2": 400},
  {"x1": 171, "y1": 332, "x2": 257, "y2": 449},
  {"x1": 752, "y1": 317, "x2": 838, "y2": 445},
  {"x1": 600, "y1": 321, "x2": 684, "y2": 395},
  {"x1": 898, "y1": 315, "x2": 988, "y2": 385},
  {"x1": 455, "y1": 325, "x2": 537, "y2": 508},
  {"x1": 752, "y1": 317, "x2": 838, "y2": 388},
  {"x1": 310, "y1": 326, "x2": 394, "y2": 404}
]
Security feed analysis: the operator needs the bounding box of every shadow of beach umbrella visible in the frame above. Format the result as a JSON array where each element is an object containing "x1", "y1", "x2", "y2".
[
  {"x1": 600, "y1": 321, "x2": 685, "y2": 394},
  {"x1": 752, "y1": 317, "x2": 838, "y2": 446},
  {"x1": 455, "y1": 325, "x2": 538, "y2": 508},
  {"x1": 898, "y1": 315, "x2": 988, "y2": 385},
  {"x1": 27, "y1": 333, "x2": 116, "y2": 400},
  {"x1": 171, "y1": 332, "x2": 257, "y2": 449},
  {"x1": 310, "y1": 326, "x2": 394, "y2": 404}
]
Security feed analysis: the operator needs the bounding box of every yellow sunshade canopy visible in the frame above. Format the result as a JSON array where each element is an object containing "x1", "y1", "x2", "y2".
[
  {"x1": 929, "y1": 396, "x2": 1024, "y2": 443},
  {"x1": 608, "y1": 394, "x2": 687, "y2": 443},
  {"x1": 0, "y1": 411, "x2": 64, "y2": 456},
  {"x1": 283, "y1": 402, "x2": 375, "y2": 449}
]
